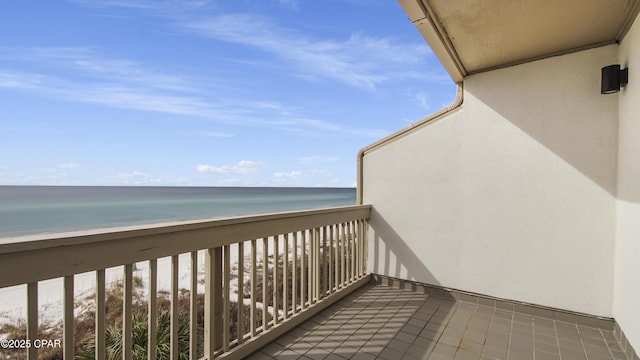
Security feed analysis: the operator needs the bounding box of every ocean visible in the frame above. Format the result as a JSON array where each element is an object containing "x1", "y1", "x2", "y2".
[{"x1": 0, "y1": 186, "x2": 356, "y2": 238}]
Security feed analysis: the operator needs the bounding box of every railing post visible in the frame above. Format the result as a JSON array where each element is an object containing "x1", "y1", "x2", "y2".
[
  {"x1": 63, "y1": 275, "x2": 74, "y2": 360},
  {"x1": 189, "y1": 252, "x2": 198, "y2": 360},
  {"x1": 250, "y1": 239, "x2": 257, "y2": 337},
  {"x1": 170, "y1": 256, "x2": 179, "y2": 360},
  {"x1": 96, "y1": 269, "x2": 106, "y2": 360},
  {"x1": 123, "y1": 264, "x2": 133, "y2": 360},
  {"x1": 204, "y1": 247, "x2": 223, "y2": 359},
  {"x1": 223, "y1": 245, "x2": 231, "y2": 352},
  {"x1": 237, "y1": 243, "x2": 244, "y2": 344},
  {"x1": 27, "y1": 282, "x2": 37, "y2": 360},
  {"x1": 149, "y1": 259, "x2": 158, "y2": 360}
]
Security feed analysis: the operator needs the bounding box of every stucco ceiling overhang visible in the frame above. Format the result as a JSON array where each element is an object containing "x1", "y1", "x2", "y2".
[{"x1": 398, "y1": 0, "x2": 640, "y2": 83}]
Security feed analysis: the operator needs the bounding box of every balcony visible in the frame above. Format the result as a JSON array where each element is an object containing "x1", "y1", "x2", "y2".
[{"x1": 1, "y1": 203, "x2": 635, "y2": 360}]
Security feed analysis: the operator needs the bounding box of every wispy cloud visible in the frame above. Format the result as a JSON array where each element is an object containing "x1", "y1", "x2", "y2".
[
  {"x1": 68, "y1": 0, "x2": 211, "y2": 15},
  {"x1": 413, "y1": 91, "x2": 431, "y2": 111},
  {"x1": 295, "y1": 155, "x2": 339, "y2": 164},
  {"x1": 274, "y1": 170, "x2": 303, "y2": 179},
  {"x1": 187, "y1": 130, "x2": 235, "y2": 138},
  {"x1": 57, "y1": 162, "x2": 81, "y2": 169},
  {"x1": 0, "y1": 48, "x2": 387, "y2": 137},
  {"x1": 196, "y1": 160, "x2": 265, "y2": 175},
  {"x1": 108, "y1": 171, "x2": 192, "y2": 186},
  {"x1": 273, "y1": 0, "x2": 299, "y2": 10},
  {"x1": 272, "y1": 169, "x2": 341, "y2": 186},
  {"x1": 183, "y1": 14, "x2": 432, "y2": 91},
  {"x1": 0, "y1": 47, "x2": 198, "y2": 93}
]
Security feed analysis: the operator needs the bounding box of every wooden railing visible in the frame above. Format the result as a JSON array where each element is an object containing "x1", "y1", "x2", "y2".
[{"x1": 0, "y1": 204, "x2": 371, "y2": 360}]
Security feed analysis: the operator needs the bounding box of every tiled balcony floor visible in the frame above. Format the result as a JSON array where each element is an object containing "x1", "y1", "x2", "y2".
[{"x1": 247, "y1": 283, "x2": 626, "y2": 360}]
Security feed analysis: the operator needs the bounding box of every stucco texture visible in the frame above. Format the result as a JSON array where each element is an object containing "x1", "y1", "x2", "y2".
[
  {"x1": 614, "y1": 11, "x2": 640, "y2": 352},
  {"x1": 363, "y1": 45, "x2": 618, "y2": 317}
]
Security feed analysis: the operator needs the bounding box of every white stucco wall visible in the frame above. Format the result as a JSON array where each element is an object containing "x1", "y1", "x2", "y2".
[
  {"x1": 363, "y1": 45, "x2": 618, "y2": 316},
  {"x1": 614, "y1": 14, "x2": 640, "y2": 351}
]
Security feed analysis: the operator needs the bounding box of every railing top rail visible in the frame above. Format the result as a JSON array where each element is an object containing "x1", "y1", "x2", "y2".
[
  {"x1": 0, "y1": 204, "x2": 371, "y2": 288},
  {"x1": 0, "y1": 204, "x2": 370, "y2": 253}
]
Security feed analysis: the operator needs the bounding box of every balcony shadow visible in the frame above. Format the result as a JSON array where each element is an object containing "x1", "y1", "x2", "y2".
[
  {"x1": 367, "y1": 207, "x2": 456, "y2": 358},
  {"x1": 370, "y1": 207, "x2": 444, "y2": 287}
]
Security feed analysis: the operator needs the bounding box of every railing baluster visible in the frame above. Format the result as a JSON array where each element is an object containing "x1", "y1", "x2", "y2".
[
  {"x1": 189, "y1": 252, "x2": 198, "y2": 360},
  {"x1": 314, "y1": 228, "x2": 320, "y2": 303},
  {"x1": 340, "y1": 223, "x2": 347, "y2": 287},
  {"x1": 273, "y1": 236, "x2": 279, "y2": 325},
  {"x1": 250, "y1": 239, "x2": 257, "y2": 337},
  {"x1": 63, "y1": 275, "x2": 74, "y2": 360},
  {"x1": 237, "y1": 242, "x2": 244, "y2": 344},
  {"x1": 301, "y1": 230, "x2": 306, "y2": 309},
  {"x1": 327, "y1": 225, "x2": 333, "y2": 294},
  {"x1": 312, "y1": 228, "x2": 316, "y2": 302},
  {"x1": 27, "y1": 282, "x2": 37, "y2": 360},
  {"x1": 308, "y1": 229, "x2": 313, "y2": 305},
  {"x1": 345, "y1": 222, "x2": 350, "y2": 284},
  {"x1": 292, "y1": 232, "x2": 298, "y2": 315},
  {"x1": 149, "y1": 259, "x2": 157, "y2": 360},
  {"x1": 204, "y1": 248, "x2": 222, "y2": 359},
  {"x1": 171, "y1": 256, "x2": 179, "y2": 360},
  {"x1": 359, "y1": 219, "x2": 365, "y2": 276},
  {"x1": 262, "y1": 237, "x2": 268, "y2": 331},
  {"x1": 283, "y1": 233, "x2": 289, "y2": 319},
  {"x1": 355, "y1": 220, "x2": 360, "y2": 278},
  {"x1": 96, "y1": 269, "x2": 106, "y2": 360},
  {"x1": 322, "y1": 226, "x2": 327, "y2": 297},
  {"x1": 363, "y1": 219, "x2": 368, "y2": 276},
  {"x1": 345, "y1": 222, "x2": 350, "y2": 285},
  {"x1": 308, "y1": 230, "x2": 312, "y2": 304},
  {"x1": 317, "y1": 227, "x2": 322, "y2": 299},
  {"x1": 350, "y1": 221, "x2": 355, "y2": 282},
  {"x1": 223, "y1": 245, "x2": 231, "y2": 352},
  {"x1": 333, "y1": 224, "x2": 340, "y2": 291},
  {"x1": 123, "y1": 264, "x2": 133, "y2": 360},
  {"x1": 351, "y1": 220, "x2": 359, "y2": 281}
]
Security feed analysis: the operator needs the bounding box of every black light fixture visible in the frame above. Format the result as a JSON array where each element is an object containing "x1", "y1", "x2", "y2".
[{"x1": 601, "y1": 64, "x2": 629, "y2": 94}]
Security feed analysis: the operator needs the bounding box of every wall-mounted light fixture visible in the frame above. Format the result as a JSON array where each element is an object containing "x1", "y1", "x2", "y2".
[{"x1": 601, "y1": 64, "x2": 629, "y2": 94}]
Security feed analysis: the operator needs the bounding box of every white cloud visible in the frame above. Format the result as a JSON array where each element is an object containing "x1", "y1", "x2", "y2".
[
  {"x1": 272, "y1": 169, "x2": 342, "y2": 186},
  {"x1": 183, "y1": 14, "x2": 432, "y2": 91},
  {"x1": 196, "y1": 160, "x2": 265, "y2": 175},
  {"x1": 108, "y1": 171, "x2": 191, "y2": 185},
  {"x1": 413, "y1": 92, "x2": 431, "y2": 111},
  {"x1": 274, "y1": 170, "x2": 303, "y2": 179},
  {"x1": 274, "y1": 0, "x2": 299, "y2": 10},
  {"x1": 189, "y1": 130, "x2": 235, "y2": 138},
  {"x1": 69, "y1": 0, "x2": 210, "y2": 14},
  {"x1": 57, "y1": 162, "x2": 81, "y2": 169},
  {"x1": 295, "y1": 156, "x2": 339, "y2": 164}
]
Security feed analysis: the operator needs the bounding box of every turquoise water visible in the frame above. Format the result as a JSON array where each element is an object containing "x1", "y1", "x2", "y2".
[{"x1": 0, "y1": 186, "x2": 356, "y2": 238}]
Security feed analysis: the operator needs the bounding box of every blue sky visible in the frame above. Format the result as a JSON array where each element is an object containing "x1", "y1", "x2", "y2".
[{"x1": 0, "y1": 0, "x2": 455, "y2": 187}]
